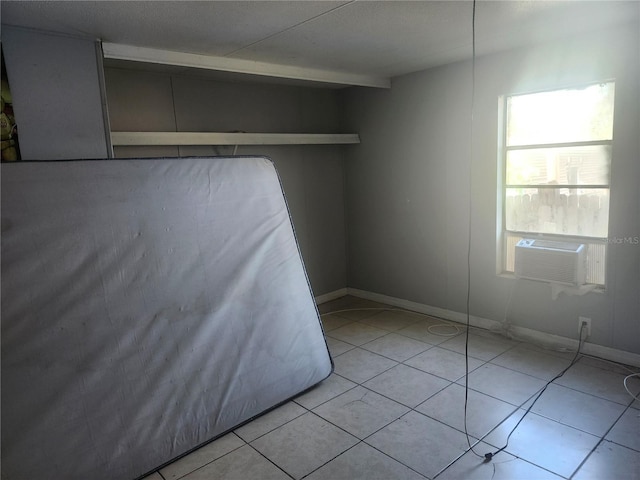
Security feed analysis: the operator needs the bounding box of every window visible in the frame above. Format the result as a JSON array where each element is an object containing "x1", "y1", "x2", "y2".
[{"x1": 500, "y1": 82, "x2": 615, "y2": 285}]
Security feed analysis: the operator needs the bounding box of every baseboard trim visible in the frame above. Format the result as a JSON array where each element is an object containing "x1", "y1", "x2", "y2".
[
  {"x1": 315, "y1": 288, "x2": 348, "y2": 305},
  {"x1": 347, "y1": 288, "x2": 640, "y2": 368}
]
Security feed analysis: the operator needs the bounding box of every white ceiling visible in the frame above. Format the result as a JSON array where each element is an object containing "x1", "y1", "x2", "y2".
[{"x1": 2, "y1": 1, "x2": 638, "y2": 83}]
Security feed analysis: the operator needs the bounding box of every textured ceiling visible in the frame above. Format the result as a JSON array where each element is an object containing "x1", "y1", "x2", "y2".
[{"x1": 1, "y1": 1, "x2": 638, "y2": 79}]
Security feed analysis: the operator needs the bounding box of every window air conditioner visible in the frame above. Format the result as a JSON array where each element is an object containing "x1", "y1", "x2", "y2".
[{"x1": 514, "y1": 239, "x2": 586, "y2": 286}]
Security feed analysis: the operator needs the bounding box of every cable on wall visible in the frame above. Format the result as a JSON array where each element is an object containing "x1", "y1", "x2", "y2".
[
  {"x1": 462, "y1": 0, "x2": 486, "y2": 460},
  {"x1": 457, "y1": 2, "x2": 617, "y2": 462}
]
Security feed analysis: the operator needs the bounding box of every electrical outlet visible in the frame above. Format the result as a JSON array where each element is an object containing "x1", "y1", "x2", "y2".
[{"x1": 578, "y1": 316, "x2": 591, "y2": 339}]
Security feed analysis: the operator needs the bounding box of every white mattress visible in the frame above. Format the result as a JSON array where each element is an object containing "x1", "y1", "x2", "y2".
[{"x1": 1, "y1": 157, "x2": 332, "y2": 479}]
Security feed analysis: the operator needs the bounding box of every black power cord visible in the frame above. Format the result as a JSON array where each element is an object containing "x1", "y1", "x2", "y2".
[
  {"x1": 460, "y1": 0, "x2": 588, "y2": 462},
  {"x1": 462, "y1": 0, "x2": 486, "y2": 461},
  {"x1": 483, "y1": 323, "x2": 587, "y2": 461}
]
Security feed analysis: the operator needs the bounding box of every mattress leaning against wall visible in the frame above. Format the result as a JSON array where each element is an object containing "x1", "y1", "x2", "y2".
[{"x1": 0, "y1": 156, "x2": 333, "y2": 480}]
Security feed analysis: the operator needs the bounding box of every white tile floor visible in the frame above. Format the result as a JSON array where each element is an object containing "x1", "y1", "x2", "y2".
[{"x1": 146, "y1": 296, "x2": 640, "y2": 480}]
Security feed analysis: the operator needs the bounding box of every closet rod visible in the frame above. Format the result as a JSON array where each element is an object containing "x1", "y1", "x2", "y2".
[{"x1": 111, "y1": 132, "x2": 360, "y2": 146}]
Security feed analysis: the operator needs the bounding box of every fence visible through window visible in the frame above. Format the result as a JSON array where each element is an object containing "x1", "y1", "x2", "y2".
[{"x1": 501, "y1": 82, "x2": 614, "y2": 286}]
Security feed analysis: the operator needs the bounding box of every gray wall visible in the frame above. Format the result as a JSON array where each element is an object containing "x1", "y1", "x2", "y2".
[
  {"x1": 342, "y1": 24, "x2": 640, "y2": 354},
  {"x1": 1, "y1": 26, "x2": 109, "y2": 160},
  {"x1": 105, "y1": 68, "x2": 348, "y2": 296},
  {"x1": 4, "y1": 22, "x2": 637, "y2": 353}
]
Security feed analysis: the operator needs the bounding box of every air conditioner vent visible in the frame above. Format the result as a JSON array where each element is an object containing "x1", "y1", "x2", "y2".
[
  {"x1": 528, "y1": 240, "x2": 582, "y2": 251},
  {"x1": 514, "y1": 239, "x2": 586, "y2": 286}
]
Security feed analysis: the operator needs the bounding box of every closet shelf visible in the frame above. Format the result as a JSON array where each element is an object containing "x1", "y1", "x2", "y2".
[{"x1": 111, "y1": 131, "x2": 360, "y2": 146}]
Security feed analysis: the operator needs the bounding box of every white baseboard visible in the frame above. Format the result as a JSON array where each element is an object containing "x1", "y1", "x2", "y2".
[
  {"x1": 315, "y1": 288, "x2": 348, "y2": 305},
  {"x1": 347, "y1": 288, "x2": 640, "y2": 368}
]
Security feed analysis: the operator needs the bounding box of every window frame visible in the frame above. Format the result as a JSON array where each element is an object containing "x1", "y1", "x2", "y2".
[{"x1": 497, "y1": 82, "x2": 615, "y2": 287}]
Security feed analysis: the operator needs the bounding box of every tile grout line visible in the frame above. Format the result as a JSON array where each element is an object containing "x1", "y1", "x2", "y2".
[
  {"x1": 236, "y1": 407, "x2": 309, "y2": 444},
  {"x1": 567, "y1": 402, "x2": 636, "y2": 479},
  {"x1": 518, "y1": 387, "x2": 632, "y2": 438},
  {"x1": 293, "y1": 374, "x2": 361, "y2": 411},
  {"x1": 166, "y1": 437, "x2": 248, "y2": 480},
  {"x1": 326, "y1": 309, "x2": 589, "y2": 476},
  {"x1": 300, "y1": 354, "x2": 462, "y2": 478},
  {"x1": 313, "y1": 357, "x2": 481, "y2": 478},
  {"x1": 448, "y1": 353, "x2": 612, "y2": 477},
  {"x1": 355, "y1": 440, "x2": 432, "y2": 480},
  {"x1": 328, "y1": 326, "x2": 537, "y2": 434},
  {"x1": 437, "y1": 379, "x2": 559, "y2": 474},
  {"x1": 330, "y1": 323, "x2": 514, "y2": 374},
  {"x1": 177, "y1": 367, "x2": 636, "y2": 480},
  {"x1": 325, "y1": 301, "x2": 639, "y2": 478},
  {"x1": 245, "y1": 442, "x2": 297, "y2": 480},
  {"x1": 577, "y1": 354, "x2": 640, "y2": 375},
  {"x1": 165, "y1": 300, "x2": 638, "y2": 479},
  {"x1": 433, "y1": 348, "x2": 639, "y2": 479}
]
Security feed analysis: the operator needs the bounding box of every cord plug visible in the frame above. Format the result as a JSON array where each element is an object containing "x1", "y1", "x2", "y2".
[{"x1": 484, "y1": 452, "x2": 494, "y2": 462}]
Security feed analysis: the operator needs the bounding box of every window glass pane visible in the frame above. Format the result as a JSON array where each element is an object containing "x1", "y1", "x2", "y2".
[
  {"x1": 506, "y1": 82, "x2": 614, "y2": 146},
  {"x1": 505, "y1": 187, "x2": 609, "y2": 237},
  {"x1": 506, "y1": 145, "x2": 610, "y2": 186}
]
